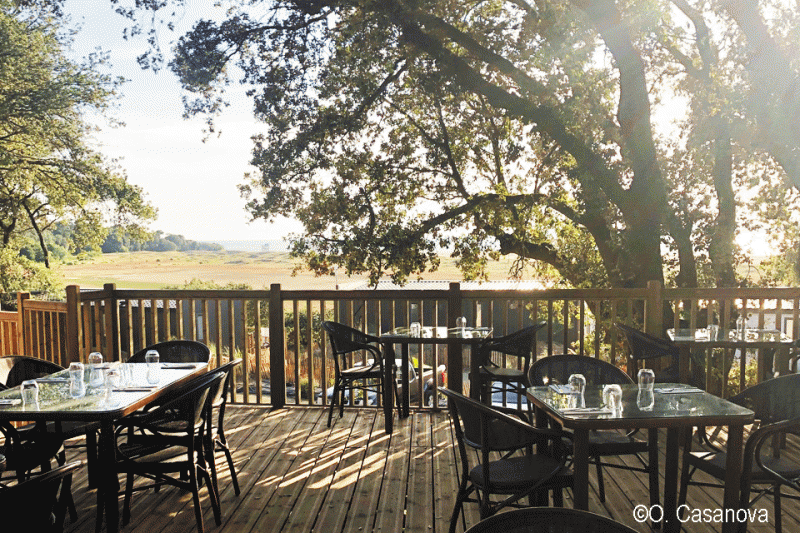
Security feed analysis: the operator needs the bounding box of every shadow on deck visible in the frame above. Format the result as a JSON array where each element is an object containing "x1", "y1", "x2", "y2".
[{"x1": 58, "y1": 406, "x2": 796, "y2": 533}]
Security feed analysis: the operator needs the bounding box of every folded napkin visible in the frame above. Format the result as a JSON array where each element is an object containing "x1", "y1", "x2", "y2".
[
  {"x1": 560, "y1": 407, "x2": 614, "y2": 415},
  {"x1": 161, "y1": 363, "x2": 198, "y2": 369},
  {"x1": 0, "y1": 398, "x2": 22, "y2": 406},
  {"x1": 656, "y1": 387, "x2": 704, "y2": 394},
  {"x1": 549, "y1": 384, "x2": 573, "y2": 394}
]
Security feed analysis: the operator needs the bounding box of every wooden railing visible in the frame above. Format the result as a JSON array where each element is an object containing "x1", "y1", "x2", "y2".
[
  {"x1": 0, "y1": 292, "x2": 71, "y2": 366},
  {"x1": 2, "y1": 282, "x2": 799, "y2": 407}
]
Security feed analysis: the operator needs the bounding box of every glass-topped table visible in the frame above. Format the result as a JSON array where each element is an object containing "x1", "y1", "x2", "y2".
[
  {"x1": 668, "y1": 327, "x2": 795, "y2": 382},
  {"x1": 380, "y1": 326, "x2": 492, "y2": 433},
  {"x1": 527, "y1": 384, "x2": 754, "y2": 533},
  {"x1": 0, "y1": 362, "x2": 207, "y2": 533}
]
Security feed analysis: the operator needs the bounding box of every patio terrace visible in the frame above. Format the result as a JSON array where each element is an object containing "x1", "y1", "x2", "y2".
[{"x1": 58, "y1": 405, "x2": 796, "y2": 533}]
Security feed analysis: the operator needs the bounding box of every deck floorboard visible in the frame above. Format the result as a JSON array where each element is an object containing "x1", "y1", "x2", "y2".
[{"x1": 55, "y1": 405, "x2": 797, "y2": 533}]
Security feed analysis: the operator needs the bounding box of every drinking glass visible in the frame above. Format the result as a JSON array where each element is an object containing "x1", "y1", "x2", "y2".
[
  {"x1": 88, "y1": 352, "x2": 105, "y2": 387},
  {"x1": 602, "y1": 384, "x2": 623, "y2": 413},
  {"x1": 456, "y1": 316, "x2": 467, "y2": 335},
  {"x1": 21, "y1": 380, "x2": 39, "y2": 407},
  {"x1": 145, "y1": 350, "x2": 160, "y2": 385},
  {"x1": 568, "y1": 373, "x2": 586, "y2": 408},
  {"x1": 708, "y1": 324, "x2": 719, "y2": 341},
  {"x1": 637, "y1": 388, "x2": 655, "y2": 411},
  {"x1": 105, "y1": 368, "x2": 121, "y2": 391},
  {"x1": 637, "y1": 368, "x2": 655, "y2": 390},
  {"x1": 410, "y1": 322, "x2": 421, "y2": 337},
  {"x1": 637, "y1": 368, "x2": 655, "y2": 410},
  {"x1": 119, "y1": 364, "x2": 132, "y2": 387},
  {"x1": 69, "y1": 362, "x2": 85, "y2": 398}
]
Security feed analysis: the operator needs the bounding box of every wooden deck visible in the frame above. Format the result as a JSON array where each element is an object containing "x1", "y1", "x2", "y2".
[{"x1": 58, "y1": 405, "x2": 798, "y2": 533}]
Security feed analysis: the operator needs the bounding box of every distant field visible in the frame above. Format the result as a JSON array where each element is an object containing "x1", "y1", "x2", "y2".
[{"x1": 59, "y1": 251, "x2": 522, "y2": 290}]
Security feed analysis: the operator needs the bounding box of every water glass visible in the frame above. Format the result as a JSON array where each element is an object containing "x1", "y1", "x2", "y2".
[
  {"x1": 568, "y1": 373, "x2": 586, "y2": 408},
  {"x1": 69, "y1": 362, "x2": 85, "y2": 398},
  {"x1": 105, "y1": 368, "x2": 121, "y2": 391},
  {"x1": 119, "y1": 364, "x2": 132, "y2": 387},
  {"x1": 603, "y1": 384, "x2": 623, "y2": 412},
  {"x1": 637, "y1": 368, "x2": 655, "y2": 390},
  {"x1": 708, "y1": 324, "x2": 719, "y2": 341},
  {"x1": 21, "y1": 380, "x2": 39, "y2": 407},
  {"x1": 88, "y1": 352, "x2": 104, "y2": 387},
  {"x1": 456, "y1": 316, "x2": 467, "y2": 335},
  {"x1": 637, "y1": 388, "x2": 655, "y2": 411},
  {"x1": 410, "y1": 322, "x2": 421, "y2": 337},
  {"x1": 145, "y1": 350, "x2": 160, "y2": 385}
]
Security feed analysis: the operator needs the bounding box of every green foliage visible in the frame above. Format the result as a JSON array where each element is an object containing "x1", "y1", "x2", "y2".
[
  {"x1": 118, "y1": 0, "x2": 800, "y2": 289},
  {"x1": 0, "y1": 245, "x2": 62, "y2": 309},
  {"x1": 102, "y1": 229, "x2": 224, "y2": 254},
  {"x1": 0, "y1": 1, "x2": 155, "y2": 266}
]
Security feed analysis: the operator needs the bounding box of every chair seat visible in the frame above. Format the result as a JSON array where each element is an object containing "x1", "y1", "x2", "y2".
[
  {"x1": 688, "y1": 450, "x2": 800, "y2": 482},
  {"x1": 481, "y1": 366, "x2": 526, "y2": 382},
  {"x1": 118, "y1": 442, "x2": 192, "y2": 470},
  {"x1": 340, "y1": 364, "x2": 383, "y2": 379},
  {"x1": 470, "y1": 455, "x2": 572, "y2": 493},
  {"x1": 0, "y1": 432, "x2": 64, "y2": 473}
]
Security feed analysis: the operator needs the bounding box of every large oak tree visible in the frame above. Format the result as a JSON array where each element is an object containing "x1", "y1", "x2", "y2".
[{"x1": 118, "y1": 0, "x2": 800, "y2": 288}]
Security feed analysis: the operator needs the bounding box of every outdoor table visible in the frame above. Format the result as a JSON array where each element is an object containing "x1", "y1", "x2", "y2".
[
  {"x1": 380, "y1": 326, "x2": 492, "y2": 433},
  {"x1": 668, "y1": 327, "x2": 794, "y2": 382},
  {"x1": 526, "y1": 383, "x2": 754, "y2": 533},
  {"x1": 0, "y1": 361, "x2": 207, "y2": 533}
]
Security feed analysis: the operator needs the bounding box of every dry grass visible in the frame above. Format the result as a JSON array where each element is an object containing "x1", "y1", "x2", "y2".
[{"x1": 58, "y1": 250, "x2": 522, "y2": 290}]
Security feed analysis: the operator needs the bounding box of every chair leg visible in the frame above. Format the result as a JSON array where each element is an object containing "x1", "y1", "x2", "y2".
[
  {"x1": 594, "y1": 455, "x2": 606, "y2": 502},
  {"x1": 327, "y1": 381, "x2": 340, "y2": 427},
  {"x1": 449, "y1": 478, "x2": 471, "y2": 533},
  {"x1": 122, "y1": 473, "x2": 135, "y2": 526},
  {"x1": 199, "y1": 464, "x2": 222, "y2": 526},
  {"x1": 189, "y1": 466, "x2": 206, "y2": 533},
  {"x1": 219, "y1": 437, "x2": 241, "y2": 496},
  {"x1": 775, "y1": 487, "x2": 782, "y2": 533},
  {"x1": 86, "y1": 430, "x2": 99, "y2": 489}
]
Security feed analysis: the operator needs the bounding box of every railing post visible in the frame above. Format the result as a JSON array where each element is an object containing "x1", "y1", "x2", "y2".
[
  {"x1": 16, "y1": 292, "x2": 29, "y2": 356},
  {"x1": 103, "y1": 283, "x2": 119, "y2": 361},
  {"x1": 447, "y1": 282, "x2": 464, "y2": 395},
  {"x1": 269, "y1": 283, "x2": 286, "y2": 408},
  {"x1": 65, "y1": 285, "x2": 82, "y2": 364},
  {"x1": 645, "y1": 280, "x2": 663, "y2": 336}
]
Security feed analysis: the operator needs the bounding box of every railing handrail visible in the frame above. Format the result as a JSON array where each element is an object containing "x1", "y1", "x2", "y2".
[{"x1": 5, "y1": 281, "x2": 800, "y2": 409}]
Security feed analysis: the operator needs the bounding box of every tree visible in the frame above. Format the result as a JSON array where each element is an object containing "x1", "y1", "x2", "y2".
[
  {"x1": 119, "y1": 0, "x2": 800, "y2": 288},
  {"x1": 0, "y1": 1, "x2": 154, "y2": 269}
]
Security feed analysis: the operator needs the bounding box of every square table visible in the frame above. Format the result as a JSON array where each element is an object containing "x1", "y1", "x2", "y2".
[
  {"x1": 527, "y1": 383, "x2": 754, "y2": 533},
  {"x1": 668, "y1": 327, "x2": 794, "y2": 382},
  {"x1": 380, "y1": 326, "x2": 492, "y2": 433},
  {"x1": 0, "y1": 362, "x2": 207, "y2": 533}
]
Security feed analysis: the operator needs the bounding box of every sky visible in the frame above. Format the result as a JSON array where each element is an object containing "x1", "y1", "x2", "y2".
[{"x1": 64, "y1": 0, "x2": 302, "y2": 244}]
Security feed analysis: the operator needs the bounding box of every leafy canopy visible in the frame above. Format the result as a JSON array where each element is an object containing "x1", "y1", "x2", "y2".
[
  {"x1": 0, "y1": 0, "x2": 155, "y2": 273},
  {"x1": 117, "y1": 0, "x2": 800, "y2": 288}
]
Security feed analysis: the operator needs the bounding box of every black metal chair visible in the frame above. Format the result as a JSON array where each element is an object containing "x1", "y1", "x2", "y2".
[
  {"x1": 615, "y1": 323, "x2": 681, "y2": 383},
  {"x1": 679, "y1": 373, "x2": 800, "y2": 533},
  {"x1": 0, "y1": 460, "x2": 82, "y2": 533},
  {"x1": 114, "y1": 370, "x2": 224, "y2": 533},
  {"x1": 528, "y1": 355, "x2": 659, "y2": 504},
  {"x1": 0, "y1": 355, "x2": 96, "y2": 493},
  {"x1": 127, "y1": 340, "x2": 211, "y2": 363},
  {"x1": 440, "y1": 388, "x2": 573, "y2": 533},
  {"x1": 463, "y1": 507, "x2": 639, "y2": 533},
  {"x1": 474, "y1": 323, "x2": 545, "y2": 409},
  {"x1": 204, "y1": 358, "x2": 243, "y2": 497},
  {"x1": 322, "y1": 321, "x2": 400, "y2": 427}
]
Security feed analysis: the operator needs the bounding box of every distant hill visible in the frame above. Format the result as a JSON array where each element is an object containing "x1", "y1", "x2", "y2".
[{"x1": 203, "y1": 239, "x2": 291, "y2": 253}]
